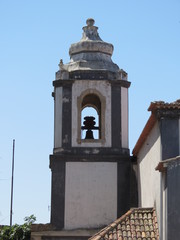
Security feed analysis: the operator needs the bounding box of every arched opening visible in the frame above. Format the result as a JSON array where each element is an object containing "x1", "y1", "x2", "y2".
[
  {"x1": 81, "y1": 107, "x2": 99, "y2": 139},
  {"x1": 81, "y1": 94, "x2": 101, "y2": 140}
]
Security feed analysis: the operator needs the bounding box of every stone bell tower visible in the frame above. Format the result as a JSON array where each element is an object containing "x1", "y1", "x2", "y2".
[{"x1": 50, "y1": 18, "x2": 131, "y2": 230}]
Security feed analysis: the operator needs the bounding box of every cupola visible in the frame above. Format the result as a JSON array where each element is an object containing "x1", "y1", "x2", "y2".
[{"x1": 56, "y1": 18, "x2": 127, "y2": 80}]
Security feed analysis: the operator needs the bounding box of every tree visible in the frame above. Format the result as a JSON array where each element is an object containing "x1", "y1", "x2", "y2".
[{"x1": 0, "y1": 215, "x2": 36, "y2": 240}]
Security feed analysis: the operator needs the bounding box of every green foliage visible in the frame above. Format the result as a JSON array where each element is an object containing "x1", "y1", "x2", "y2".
[{"x1": 0, "y1": 215, "x2": 36, "y2": 240}]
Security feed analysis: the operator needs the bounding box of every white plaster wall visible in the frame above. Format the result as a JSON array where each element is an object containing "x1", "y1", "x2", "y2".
[
  {"x1": 72, "y1": 80, "x2": 111, "y2": 147},
  {"x1": 137, "y1": 122, "x2": 161, "y2": 223},
  {"x1": 65, "y1": 162, "x2": 117, "y2": 229},
  {"x1": 121, "y1": 87, "x2": 128, "y2": 148},
  {"x1": 54, "y1": 87, "x2": 62, "y2": 148}
]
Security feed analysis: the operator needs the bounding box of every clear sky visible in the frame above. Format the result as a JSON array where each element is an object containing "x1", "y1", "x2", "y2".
[{"x1": 0, "y1": 0, "x2": 180, "y2": 225}]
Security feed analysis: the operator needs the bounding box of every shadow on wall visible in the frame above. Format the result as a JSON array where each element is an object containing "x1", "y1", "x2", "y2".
[{"x1": 130, "y1": 159, "x2": 138, "y2": 208}]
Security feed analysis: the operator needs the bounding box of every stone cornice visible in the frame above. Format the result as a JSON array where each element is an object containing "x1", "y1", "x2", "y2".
[
  {"x1": 53, "y1": 80, "x2": 74, "y2": 87},
  {"x1": 110, "y1": 79, "x2": 131, "y2": 88},
  {"x1": 50, "y1": 154, "x2": 131, "y2": 169},
  {"x1": 53, "y1": 78, "x2": 130, "y2": 88},
  {"x1": 154, "y1": 109, "x2": 180, "y2": 119},
  {"x1": 52, "y1": 147, "x2": 130, "y2": 157},
  {"x1": 156, "y1": 155, "x2": 180, "y2": 172}
]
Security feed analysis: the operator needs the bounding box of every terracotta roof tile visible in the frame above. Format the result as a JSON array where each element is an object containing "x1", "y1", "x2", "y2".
[
  {"x1": 89, "y1": 208, "x2": 159, "y2": 240},
  {"x1": 132, "y1": 99, "x2": 180, "y2": 156},
  {"x1": 148, "y1": 99, "x2": 180, "y2": 111}
]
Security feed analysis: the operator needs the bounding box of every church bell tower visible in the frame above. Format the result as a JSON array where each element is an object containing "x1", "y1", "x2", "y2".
[{"x1": 50, "y1": 18, "x2": 131, "y2": 230}]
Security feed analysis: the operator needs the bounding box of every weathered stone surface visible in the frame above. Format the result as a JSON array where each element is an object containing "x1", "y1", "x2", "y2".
[{"x1": 57, "y1": 19, "x2": 127, "y2": 79}]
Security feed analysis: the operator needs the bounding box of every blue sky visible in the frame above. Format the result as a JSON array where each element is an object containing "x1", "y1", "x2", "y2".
[{"x1": 0, "y1": 0, "x2": 180, "y2": 225}]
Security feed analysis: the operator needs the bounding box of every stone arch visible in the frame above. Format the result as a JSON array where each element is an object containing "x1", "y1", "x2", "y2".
[{"x1": 77, "y1": 89, "x2": 106, "y2": 143}]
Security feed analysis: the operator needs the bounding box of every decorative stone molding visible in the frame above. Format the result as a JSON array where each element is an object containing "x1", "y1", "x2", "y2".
[{"x1": 77, "y1": 88, "x2": 106, "y2": 144}]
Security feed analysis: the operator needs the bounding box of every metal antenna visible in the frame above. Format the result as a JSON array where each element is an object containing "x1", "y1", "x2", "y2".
[{"x1": 10, "y1": 139, "x2": 15, "y2": 226}]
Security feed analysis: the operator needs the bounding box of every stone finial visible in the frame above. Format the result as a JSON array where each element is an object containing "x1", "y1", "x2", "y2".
[
  {"x1": 81, "y1": 18, "x2": 102, "y2": 41},
  {"x1": 86, "y1": 18, "x2": 95, "y2": 27},
  {"x1": 66, "y1": 19, "x2": 119, "y2": 74}
]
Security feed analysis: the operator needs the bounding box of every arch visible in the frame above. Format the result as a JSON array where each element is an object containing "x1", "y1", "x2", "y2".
[
  {"x1": 77, "y1": 89, "x2": 106, "y2": 143},
  {"x1": 81, "y1": 94, "x2": 101, "y2": 113},
  {"x1": 81, "y1": 106, "x2": 99, "y2": 139}
]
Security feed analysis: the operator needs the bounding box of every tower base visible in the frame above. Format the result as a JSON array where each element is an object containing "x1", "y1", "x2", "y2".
[{"x1": 31, "y1": 229, "x2": 100, "y2": 240}]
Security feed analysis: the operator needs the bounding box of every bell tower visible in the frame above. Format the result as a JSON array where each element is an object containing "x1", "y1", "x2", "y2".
[{"x1": 50, "y1": 18, "x2": 131, "y2": 230}]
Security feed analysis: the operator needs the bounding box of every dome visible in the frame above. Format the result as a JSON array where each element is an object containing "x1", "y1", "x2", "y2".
[{"x1": 57, "y1": 19, "x2": 127, "y2": 81}]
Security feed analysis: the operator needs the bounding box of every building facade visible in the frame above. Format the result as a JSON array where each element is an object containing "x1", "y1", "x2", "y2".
[{"x1": 133, "y1": 100, "x2": 180, "y2": 240}]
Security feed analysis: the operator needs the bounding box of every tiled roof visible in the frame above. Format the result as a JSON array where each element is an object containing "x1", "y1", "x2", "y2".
[
  {"x1": 148, "y1": 99, "x2": 180, "y2": 111},
  {"x1": 133, "y1": 99, "x2": 180, "y2": 156},
  {"x1": 89, "y1": 208, "x2": 159, "y2": 240}
]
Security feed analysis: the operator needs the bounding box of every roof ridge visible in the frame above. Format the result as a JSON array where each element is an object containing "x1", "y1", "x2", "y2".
[{"x1": 148, "y1": 100, "x2": 180, "y2": 111}]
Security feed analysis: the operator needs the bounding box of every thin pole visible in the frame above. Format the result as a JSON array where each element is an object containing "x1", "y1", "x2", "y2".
[{"x1": 10, "y1": 139, "x2": 15, "y2": 227}]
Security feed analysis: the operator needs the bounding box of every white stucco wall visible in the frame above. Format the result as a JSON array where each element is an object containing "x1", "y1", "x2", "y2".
[
  {"x1": 72, "y1": 80, "x2": 111, "y2": 147},
  {"x1": 121, "y1": 87, "x2": 128, "y2": 148},
  {"x1": 64, "y1": 162, "x2": 117, "y2": 229},
  {"x1": 137, "y1": 122, "x2": 161, "y2": 223},
  {"x1": 54, "y1": 87, "x2": 62, "y2": 148}
]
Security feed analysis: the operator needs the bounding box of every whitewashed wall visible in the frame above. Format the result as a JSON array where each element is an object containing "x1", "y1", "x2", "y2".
[
  {"x1": 121, "y1": 87, "x2": 128, "y2": 148},
  {"x1": 137, "y1": 122, "x2": 161, "y2": 223},
  {"x1": 72, "y1": 80, "x2": 111, "y2": 147},
  {"x1": 64, "y1": 162, "x2": 117, "y2": 229},
  {"x1": 54, "y1": 87, "x2": 62, "y2": 148}
]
